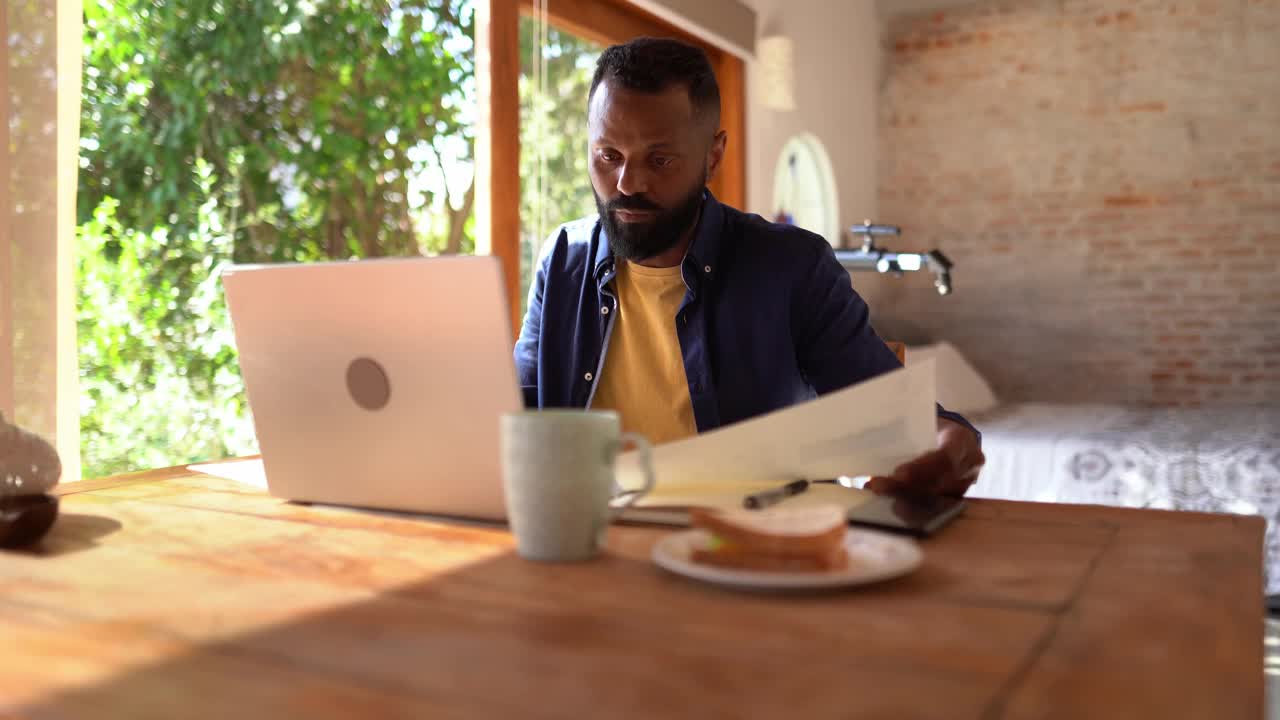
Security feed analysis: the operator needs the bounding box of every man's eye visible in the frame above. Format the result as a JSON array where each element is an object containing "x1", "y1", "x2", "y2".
[
  {"x1": 653, "y1": 156, "x2": 674, "y2": 168},
  {"x1": 598, "y1": 151, "x2": 620, "y2": 163}
]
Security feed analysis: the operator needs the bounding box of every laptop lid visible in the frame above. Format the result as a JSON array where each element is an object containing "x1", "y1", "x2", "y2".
[{"x1": 222, "y1": 255, "x2": 521, "y2": 520}]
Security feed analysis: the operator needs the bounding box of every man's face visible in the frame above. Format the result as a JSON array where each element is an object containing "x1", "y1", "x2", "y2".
[{"x1": 588, "y1": 79, "x2": 724, "y2": 262}]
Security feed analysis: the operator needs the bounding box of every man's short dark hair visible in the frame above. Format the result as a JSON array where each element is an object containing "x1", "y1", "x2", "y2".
[{"x1": 589, "y1": 37, "x2": 721, "y2": 129}]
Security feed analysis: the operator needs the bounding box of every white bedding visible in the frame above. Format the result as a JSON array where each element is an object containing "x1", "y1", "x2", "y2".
[{"x1": 968, "y1": 403, "x2": 1280, "y2": 593}]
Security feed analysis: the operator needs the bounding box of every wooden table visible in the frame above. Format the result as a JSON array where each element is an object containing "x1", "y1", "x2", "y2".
[{"x1": 1, "y1": 459, "x2": 1267, "y2": 719}]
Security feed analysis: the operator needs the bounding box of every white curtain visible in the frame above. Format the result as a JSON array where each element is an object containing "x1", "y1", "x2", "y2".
[{"x1": 2, "y1": 0, "x2": 82, "y2": 480}]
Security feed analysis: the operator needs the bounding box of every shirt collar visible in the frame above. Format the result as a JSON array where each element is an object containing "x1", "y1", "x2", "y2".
[{"x1": 593, "y1": 189, "x2": 724, "y2": 282}]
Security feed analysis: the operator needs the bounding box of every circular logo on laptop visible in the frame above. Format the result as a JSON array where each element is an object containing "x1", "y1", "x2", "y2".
[{"x1": 346, "y1": 357, "x2": 391, "y2": 410}]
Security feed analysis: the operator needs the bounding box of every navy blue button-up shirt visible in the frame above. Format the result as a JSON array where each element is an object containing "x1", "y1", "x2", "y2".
[{"x1": 515, "y1": 191, "x2": 976, "y2": 438}]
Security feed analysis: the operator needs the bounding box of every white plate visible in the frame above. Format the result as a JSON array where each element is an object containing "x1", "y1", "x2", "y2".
[{"x1": 651, "y1": 529, "x2": 923, "y2": 591}]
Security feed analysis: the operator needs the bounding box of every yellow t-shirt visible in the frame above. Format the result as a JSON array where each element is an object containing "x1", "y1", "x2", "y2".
[{"x1": 590, "y1": 260, "x2": 698, "y2": 446}]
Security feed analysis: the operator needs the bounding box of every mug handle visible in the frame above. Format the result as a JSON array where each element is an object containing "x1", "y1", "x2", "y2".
[{"x1": 610, "y1": 432, "x2": 655, "y2": 518}]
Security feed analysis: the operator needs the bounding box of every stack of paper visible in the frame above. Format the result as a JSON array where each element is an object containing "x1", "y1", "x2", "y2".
[{"x1": 615, "y1": 360, "x2": 937, "y2": 512}]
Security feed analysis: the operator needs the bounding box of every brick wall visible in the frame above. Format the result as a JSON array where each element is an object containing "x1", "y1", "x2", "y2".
[{"x1": 875, "y1": 0, "x2": 1280, "y2": 406}]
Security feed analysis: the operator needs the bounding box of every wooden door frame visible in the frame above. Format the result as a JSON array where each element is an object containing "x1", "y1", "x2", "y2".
[
  {"x1": 0, "y1": 3, "x2": 12, "y2": 417},
  {"x1": 477, "y1": 0, "x2": 746, "y2": 337}
]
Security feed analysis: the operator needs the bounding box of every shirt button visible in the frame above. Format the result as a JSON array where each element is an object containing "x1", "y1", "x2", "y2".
[
  {"x1": 704, "y1": 265, "x2": 712, "y2": 273},
  {"x1": 584, "y1": 372, "x2": 594, "y2": 382},
  {"x1": 601, "y1": 305, "x2": 609, "y2": 315}
]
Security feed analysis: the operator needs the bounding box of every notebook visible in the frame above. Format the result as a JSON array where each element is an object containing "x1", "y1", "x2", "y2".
[{"x1": 617, "y1": 480, "x2": 876, "y2": 527}]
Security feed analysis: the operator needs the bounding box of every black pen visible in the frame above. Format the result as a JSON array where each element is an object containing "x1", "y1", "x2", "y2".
[{"x1": 743, "y1": 479, "x2": 810, "y2": 509}]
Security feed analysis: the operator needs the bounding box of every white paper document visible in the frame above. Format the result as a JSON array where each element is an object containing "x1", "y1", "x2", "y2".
[{"x1": 615, "y1": 359, "x2": 937, "y2": 495}]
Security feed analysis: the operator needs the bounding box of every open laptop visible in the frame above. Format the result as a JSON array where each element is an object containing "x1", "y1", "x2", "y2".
[{"x1": 221, "y1": 255, "x2": 522, "y2": 521}]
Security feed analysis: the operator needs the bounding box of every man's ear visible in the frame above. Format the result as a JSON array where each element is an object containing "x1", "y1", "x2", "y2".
[{"x1": 705, "y1": 130, "x2": 728, "y2": 182}]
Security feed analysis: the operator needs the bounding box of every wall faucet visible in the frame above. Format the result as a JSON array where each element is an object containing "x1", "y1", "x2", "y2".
[{"x1": 834, "y1": 221, "x2": 953, "y2": 296}]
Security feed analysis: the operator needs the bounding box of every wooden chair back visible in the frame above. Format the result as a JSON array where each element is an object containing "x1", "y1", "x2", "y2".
[{"x1": 886, "y1": 341, "x2": 906, "y2": 365}]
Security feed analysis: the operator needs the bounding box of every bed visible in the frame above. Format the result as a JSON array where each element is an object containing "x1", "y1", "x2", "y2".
[{"x1": 907, "y1": 343, "x2": 1280, "y2": 594}]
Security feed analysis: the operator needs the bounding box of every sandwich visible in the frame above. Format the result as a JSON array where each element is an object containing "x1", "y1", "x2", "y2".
[{"x1": 688, "y1": 504, "x2": 849, "y2": 572}]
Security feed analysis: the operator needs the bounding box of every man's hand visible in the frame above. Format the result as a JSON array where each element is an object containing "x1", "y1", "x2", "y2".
[{"x1": 864, "y1": 418, "x2": 984, "y2": 498}]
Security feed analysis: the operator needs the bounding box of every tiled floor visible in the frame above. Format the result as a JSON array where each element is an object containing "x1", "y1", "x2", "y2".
[{"x1": 1268, "y1": 618, "x2": 1278, "y2": 720}]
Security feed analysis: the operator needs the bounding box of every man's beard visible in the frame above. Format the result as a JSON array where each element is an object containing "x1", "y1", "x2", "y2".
[{"x1": 596, "y1": 175, "x2": 706, "y2": 262}]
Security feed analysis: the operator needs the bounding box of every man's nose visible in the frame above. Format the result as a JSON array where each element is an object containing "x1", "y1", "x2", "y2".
[{"x1": 616, "y1": 162, "x2": 650, "y2": 196}]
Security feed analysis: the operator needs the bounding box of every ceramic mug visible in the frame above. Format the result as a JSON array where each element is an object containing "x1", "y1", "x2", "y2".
[{"x1": 500, "y1": 410, "x2": 655, "y2": 561}]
